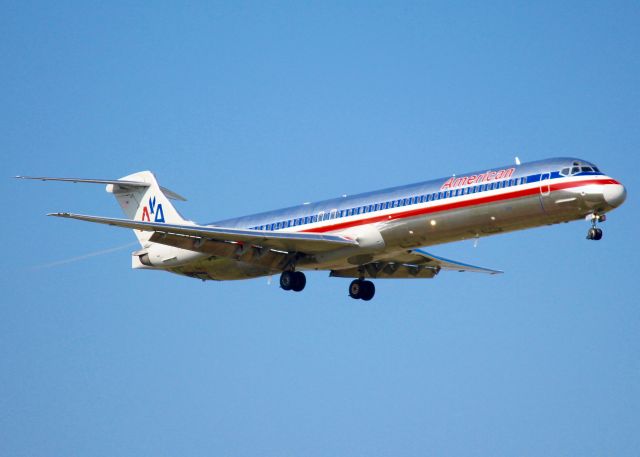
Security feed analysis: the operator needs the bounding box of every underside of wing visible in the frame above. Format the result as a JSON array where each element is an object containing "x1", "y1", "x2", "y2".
[
  {"x1": 49, "y1": 212, "x2": 358, "y2": 254},
  {"x1": 330, "y1": 248, "x2": 502, "y2": 279}
]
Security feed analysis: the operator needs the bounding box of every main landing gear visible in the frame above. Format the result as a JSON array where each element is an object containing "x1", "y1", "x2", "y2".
[
  {"x1": 349, "y1": 279, "x2": 375, "y2": 301},
  {"x1": 586, "y1": 213, "x2": 606, "y2": 241},
  {"x1": 279, "y1": 271, "x2": 377, "y2": 300},
  {"x1": 280, "y1": 271, "x2": 306, "y2": 292}
]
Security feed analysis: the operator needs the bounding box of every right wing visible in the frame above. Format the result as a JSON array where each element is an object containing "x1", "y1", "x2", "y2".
[
  {"x1": 48, "y1": 212, "x2": 358, "y2": 254},
  {"x1": 330, "y1": 248, "x2": 502, "y2": 279}
]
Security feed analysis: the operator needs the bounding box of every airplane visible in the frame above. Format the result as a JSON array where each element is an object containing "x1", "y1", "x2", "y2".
[{"x1": 17, "y1": 157, "x2": 626, "y2": 300}]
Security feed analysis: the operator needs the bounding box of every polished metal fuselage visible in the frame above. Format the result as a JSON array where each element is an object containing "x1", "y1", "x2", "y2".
[{"x1": 166, "y1": 157, "x2": 624, "y2": 280}]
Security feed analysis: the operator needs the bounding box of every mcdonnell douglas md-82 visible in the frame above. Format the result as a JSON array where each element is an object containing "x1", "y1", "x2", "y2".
[{"x1": 18, "y1": 157, "x2": 626, "y2": 300}]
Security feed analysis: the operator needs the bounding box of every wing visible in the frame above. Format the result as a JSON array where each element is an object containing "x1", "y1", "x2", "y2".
[
  {"x1": 330, "y1": 248, "x2": 502, "y2": 279},
  {"x1": 48, "y1": 212, "x2": 357, "y2": 254}
]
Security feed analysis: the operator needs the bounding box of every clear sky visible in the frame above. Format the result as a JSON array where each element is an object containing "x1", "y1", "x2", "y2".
[{"x1": 2, "y1": 1, "x2": 639, "y2": 456}]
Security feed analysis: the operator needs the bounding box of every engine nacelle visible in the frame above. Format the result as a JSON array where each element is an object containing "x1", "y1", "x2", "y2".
[{"x1": 133, "y1": 243, "x2": 205, "y2": 269}]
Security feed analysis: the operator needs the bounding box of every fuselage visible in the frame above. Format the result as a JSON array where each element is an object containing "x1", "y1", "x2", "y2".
[{"x1": 169, "y1": 157, "x2": 626, "y2": 280}]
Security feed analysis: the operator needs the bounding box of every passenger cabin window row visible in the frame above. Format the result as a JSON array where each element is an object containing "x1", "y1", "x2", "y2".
[{"x1": 250, "y1": 175, "x2": 533, "y2": 231}]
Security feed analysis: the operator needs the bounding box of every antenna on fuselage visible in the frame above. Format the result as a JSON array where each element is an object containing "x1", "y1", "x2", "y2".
[{"x1": 515, "y1": 156, "x2": 521, "y2": 165}]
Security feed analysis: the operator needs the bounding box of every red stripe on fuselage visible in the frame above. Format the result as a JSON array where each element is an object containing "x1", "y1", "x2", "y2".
[{"x1": 301, "y1": 178, "x2": 619, "y2": 234}]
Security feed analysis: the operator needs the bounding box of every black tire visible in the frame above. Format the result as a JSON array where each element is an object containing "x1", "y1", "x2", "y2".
[
  {"x1": 280, "y1": 271, "x2": 294, "y2": 290},
  {"x1": 360, "y1": 281, "x2": 376, "y2": 301},
  {"x1": 587, "y1": 228, "x2": 596, "y2": 240},
  {"x1": 291, "y1": 272, "x2": 306, "y2": 292},
  {"x1": 594, "y1": 228, "x2": 603, "y2": 240},
  {"x1": 349, "y1": 280, "x2": 362, "y2": 299}
]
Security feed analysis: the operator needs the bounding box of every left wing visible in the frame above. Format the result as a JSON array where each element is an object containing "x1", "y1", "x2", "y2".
[
  {"x1": 330, "y1": 248, "x2": 502, "y2": 279},
  {"x1": 49, "y1": 212, "x2": 358, "y2": 254}
]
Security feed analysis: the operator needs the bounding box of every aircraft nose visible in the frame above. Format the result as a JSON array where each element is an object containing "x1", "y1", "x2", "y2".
[{"x1": 603, "y1": 183, "x2": 627, "y2": 208}]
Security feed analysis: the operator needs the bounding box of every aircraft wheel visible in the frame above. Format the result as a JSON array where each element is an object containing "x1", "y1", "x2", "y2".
[
  {"x1": 280, "y1": 271, "x2": 294, "y2": 290},
  {"x1": 594, "y1": 228, "x2": 603, "y2": 240},
  {"x1": 291, "y1": 272, "x2": 306, "y2": 292},
  {"x1": 349, "y1": 280, "x2": 375, "y2": 300},
  {"x1": 360, "y1": 281, "x2": 375, "y2": 301},
  {"x1": 349, "y1": 279, "x2": 362, "y2": 299},
  {"x1": 587, "y1": 227, "x2": 603, "y2": 240}
]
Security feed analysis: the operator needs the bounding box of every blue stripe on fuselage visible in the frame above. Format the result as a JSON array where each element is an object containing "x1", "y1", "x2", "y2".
[{"x1": 210, "y1": 157, "x2": 603, "y2": 230}]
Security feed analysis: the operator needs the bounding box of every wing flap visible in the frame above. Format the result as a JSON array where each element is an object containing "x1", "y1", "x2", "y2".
[{"x1": 48, "y1": 212, "x2": 358, "y2": 254}]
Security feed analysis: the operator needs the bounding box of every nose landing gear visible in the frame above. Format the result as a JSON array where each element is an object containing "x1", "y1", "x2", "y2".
[{"x1": 586, "y1": 213, "x2": 605, "y2": 240}]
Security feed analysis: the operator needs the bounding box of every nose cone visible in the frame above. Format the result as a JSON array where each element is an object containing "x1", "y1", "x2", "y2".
[{"x1": 604, "y1": 183, "x2": 627, "y2": 208}]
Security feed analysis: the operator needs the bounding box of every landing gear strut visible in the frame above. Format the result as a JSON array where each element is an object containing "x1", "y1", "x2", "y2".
[
  {"x1": 349, "y1": 279, "x2": 375, "y2": 301},
  {"x1": 586, "y1": 213, "x2": 605, "y2": 241},
  {"x1": 280, "y1": 271, "x2": 306, "y2": 292}
]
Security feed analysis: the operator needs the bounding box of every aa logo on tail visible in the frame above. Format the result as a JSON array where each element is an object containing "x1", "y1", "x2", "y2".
[{"x1": 141, "y1": 196, "x2": 165, "y2": 223}]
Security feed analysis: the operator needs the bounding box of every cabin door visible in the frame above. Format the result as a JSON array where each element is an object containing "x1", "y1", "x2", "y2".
[{"x1": 539, "y1": 171, "x2": 552, "y2": 212}]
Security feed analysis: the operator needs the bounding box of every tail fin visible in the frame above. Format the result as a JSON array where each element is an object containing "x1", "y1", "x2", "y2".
[
  {"x1": 16, "y1": 171, "x2": 190, "y2": 248},
  {"x1": 107, "y1": 171, "x2": 189, "y2": 246}
]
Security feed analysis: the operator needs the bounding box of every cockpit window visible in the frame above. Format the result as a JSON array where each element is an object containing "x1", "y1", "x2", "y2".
[{"x1": 560, "y1": 161, "x2": 602, "y2": 176}]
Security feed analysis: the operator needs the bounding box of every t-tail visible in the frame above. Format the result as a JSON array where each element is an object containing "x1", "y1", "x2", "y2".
[
  {"x1": 15, "y1": 171, "x2": 190, "y2": 248},
  {"x1": 107, "y1": 171, "x2": 188, "y2": 246}
]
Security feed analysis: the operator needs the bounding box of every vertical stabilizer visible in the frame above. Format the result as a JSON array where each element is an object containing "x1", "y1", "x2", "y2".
[{"x1": 106, "y1": 171, "x2": 188, "y2": 246}]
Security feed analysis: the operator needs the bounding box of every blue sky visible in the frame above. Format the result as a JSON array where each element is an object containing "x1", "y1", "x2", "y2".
[{"x1": 1, "y1": 1, "x2": 639, "y2": 455}]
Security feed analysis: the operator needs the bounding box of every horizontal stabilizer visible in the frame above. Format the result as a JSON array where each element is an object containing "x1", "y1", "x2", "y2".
[
  {"x1": 48, "y1": 212, "x2": 358, "y2": 254},
  {"x1": 15, "y1": 176, "x2": 187, "y2": 201}
]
